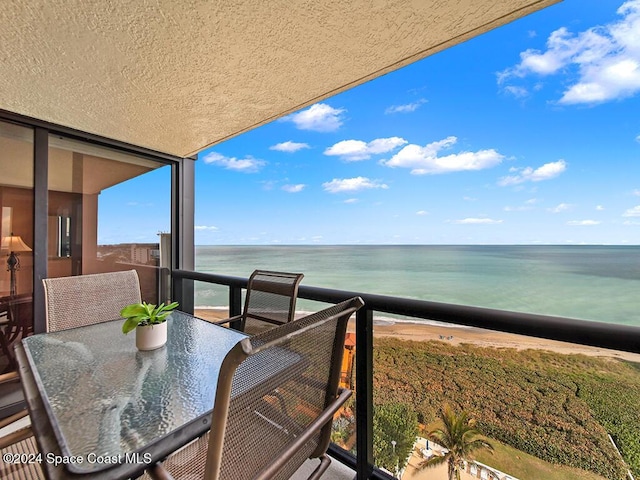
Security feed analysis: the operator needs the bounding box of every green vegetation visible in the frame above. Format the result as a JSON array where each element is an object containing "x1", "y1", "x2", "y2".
[
  {"x1": 373, "y1": 402, "x2": 418, "y2": 474},
  {"x1": 474, "y1": 435, "x2": 609, "y2": 480},
  {"x1": 373, "y1": 338, "x2": 640, "y2": 479},
  {"x1": 416, "y1": 404, "x2": 493, "y2": 480},
  {"x1": 120, "y1": 301, "x2": 179, "y2": 334}
]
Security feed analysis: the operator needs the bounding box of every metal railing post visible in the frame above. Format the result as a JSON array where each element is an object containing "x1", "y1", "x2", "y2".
[
  {"x1": 173, "y1": 275, "x2": 194, "y2": 314},
  {"x1": 356, "y1": 306, "x2": 374, "y2": 479},
  {"x1": 228, "y1": 285, "x2": 243, "y2": 329}
]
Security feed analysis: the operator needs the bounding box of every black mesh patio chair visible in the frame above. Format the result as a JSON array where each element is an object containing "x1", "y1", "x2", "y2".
[
  {"x1": 216, "y1": 270, "x2": 304, "y2": 333},
  {"x1": 144, "y1": 296, "x2": 364, "y2": 480}
]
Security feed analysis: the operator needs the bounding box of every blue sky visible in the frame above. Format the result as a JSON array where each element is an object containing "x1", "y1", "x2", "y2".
[{"x1": 191, "y1": 0, "x2": 640, "y2": 246}]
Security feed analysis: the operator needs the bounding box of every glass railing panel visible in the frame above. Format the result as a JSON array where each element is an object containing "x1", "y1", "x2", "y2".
[
  {"x1": 372, "y1": 316, "x2": 640, "y2": 480},
  {"x1": 193, "y1": 280, "x2": 233, "y2": 321}
]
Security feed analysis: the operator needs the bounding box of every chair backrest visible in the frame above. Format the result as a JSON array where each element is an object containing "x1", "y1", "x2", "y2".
[
  {"x1": 207, "y1": 296, "x2": 363, "y2": 480},
  {"x1": 42, "y1": 270, "x2": 142, "y2": 332},
  {"x1": 241, "y1": 270, "x2": 304, "y2": 330}
]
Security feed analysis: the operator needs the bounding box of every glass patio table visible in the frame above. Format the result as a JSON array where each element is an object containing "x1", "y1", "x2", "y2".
[{"x1": 15, "y1": 310, "x2": 248, "y2": 479}]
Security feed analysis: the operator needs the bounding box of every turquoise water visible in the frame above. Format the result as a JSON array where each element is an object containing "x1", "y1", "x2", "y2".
[{"x1": 194, "y1": 245, "x2": 640, "y2": 326}]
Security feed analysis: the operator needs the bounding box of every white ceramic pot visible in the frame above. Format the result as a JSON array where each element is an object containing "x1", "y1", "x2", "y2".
[{"x1": 136, "y1": 321, "x2": 168, "y2": 351}]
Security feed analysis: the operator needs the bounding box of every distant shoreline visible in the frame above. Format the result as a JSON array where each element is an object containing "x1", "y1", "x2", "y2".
[
  {"x1": 195, "y1": 244, "x2": 640, "y2": 247},
  {"x1": 194, "y1": 307, "x2": 640, "y2": 364}
]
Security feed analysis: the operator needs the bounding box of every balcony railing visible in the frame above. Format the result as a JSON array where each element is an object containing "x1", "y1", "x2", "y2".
[{"x1": 171, "y1": 269, "x2": 640, "y2": 480}]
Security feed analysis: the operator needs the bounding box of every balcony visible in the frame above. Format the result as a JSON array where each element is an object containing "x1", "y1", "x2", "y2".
[{"x1": 172, "y1": 269, "x2": 640, "y2": 480}]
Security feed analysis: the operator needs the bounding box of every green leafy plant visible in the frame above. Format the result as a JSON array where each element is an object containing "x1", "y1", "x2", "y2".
[{"x1": 121, "y1": 301, "x2": 179, "y2": 334}]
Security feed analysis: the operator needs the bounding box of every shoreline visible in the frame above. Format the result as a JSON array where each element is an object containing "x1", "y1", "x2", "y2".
[{"x1": 194, "y1": 308, "x2": 640, "y2": 363}]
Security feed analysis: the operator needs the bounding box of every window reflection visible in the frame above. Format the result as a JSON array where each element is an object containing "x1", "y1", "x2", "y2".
[{"x1": 48, "y1": 136, "x2": 172, "y2": 304}]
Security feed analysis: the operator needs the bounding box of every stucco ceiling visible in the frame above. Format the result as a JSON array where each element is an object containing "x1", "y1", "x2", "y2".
[{"x1": 1, "y1": 0, "x2": 559, "y2": 158}]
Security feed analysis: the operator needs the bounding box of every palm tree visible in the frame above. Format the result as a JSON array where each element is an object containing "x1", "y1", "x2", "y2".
[{"x1": 415, "y1": 404, "x2": 493, "y2": 480}]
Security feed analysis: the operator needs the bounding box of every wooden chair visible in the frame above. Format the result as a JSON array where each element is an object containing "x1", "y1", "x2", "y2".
[
  {"x1": 145, "y1": 296, "x2": 363, "y2": 480},
  {"x1": 216, "y1": 270, "x2": 304, "y2": 333},
  {"x1": 0, "y1": 270, "x2": 143, "y2": 480},
  {"x1": 0, "y1": 293, "x2": 33, "y2": 374}
]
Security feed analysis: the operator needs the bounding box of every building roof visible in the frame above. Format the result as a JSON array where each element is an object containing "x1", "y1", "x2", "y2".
[{"x1": 1, "y1": 0, "x2": 558, "y2": 158}]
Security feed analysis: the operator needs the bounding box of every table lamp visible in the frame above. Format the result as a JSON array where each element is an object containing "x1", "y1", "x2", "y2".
[{"x1": 1, "y1": 233, "x2": 32, "y2": 296}]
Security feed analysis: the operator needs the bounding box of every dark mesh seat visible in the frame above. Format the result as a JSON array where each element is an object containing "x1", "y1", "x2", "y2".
[
  {"x1": 145, "y1": 296, "x2": 363, "y2": 480},
  {"x1": 216, "y1": 270, "x2": 304, "y2": 333}
]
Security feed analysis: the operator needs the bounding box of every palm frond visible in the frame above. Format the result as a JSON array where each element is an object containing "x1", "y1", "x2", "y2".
[{"x1": 414, "y1": 452, "x2": 448, "y2": 472}]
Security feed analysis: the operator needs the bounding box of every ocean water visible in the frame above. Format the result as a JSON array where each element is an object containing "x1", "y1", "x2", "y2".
[{"x1": 194, "y1": 245, "x2": 640, "y2": 327}]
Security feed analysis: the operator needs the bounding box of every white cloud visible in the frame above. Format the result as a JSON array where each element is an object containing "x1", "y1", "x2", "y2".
[
  {"x1": 344, "y1": 198, "x2": 359, "y2": 204},
  {"x1": 504, "y1": 198, "x2": 540, "y2": 212},
  {"x1": 549, "y1": 203, "x2": 573, "y2": 213},
  {"x1": 416, "y1": 210, "x2": 429, "y2": 216},
  {"x1": 567, "y1": 220, "x2": 601, "y2": 226},
  {"x1": 381, "y1": 136, "x2": 504, "y2": 175},
  {"x1": 504, "y1": 86, "x2": 529, "y2": 98},
  {"x1": 498, "y1": 160, "x2": 567, "y2": 186},
  {"x1": 269, "y1": 141, "x2": 310, "y2": 153},
  {"x1": 623, "y1": 205, "x2": 640, "y2": 216},
  {"x1": 282, "y1": 103, "x2": 345, "y2": 132},
  {"x1": 282, "y1": 184, "x2": 306, "y2": 193},
  {"x1": 322, "y1": 177, "x2": 389, "y2": 193},
  {"x1": 634, "y1": 189, "x2": 640, "y2": 196},
  {"x1": 596, "y1": 205, "x2": 605, "y2": 211},
  {"x1": 324, "y1": 137, "x2": 407, "y2": 161},
  {"x1": 499, "y1": 1, "x2": 640, "y2": 104},
  {"x1": 194, "y1": 225, "x2": 218, "y2": 231},
  {"x1": 385, "y1": 99, "x2": 427, "y2": 114},
  {"x1": 636, "y1": 134, "x2": 640, "y2": 142},
  {"x1": 201, "y1": 152, "x2": 265, "y2": 173},
  {"x1": 452, "y1": 218, "x2": 503, "y2": 225}
]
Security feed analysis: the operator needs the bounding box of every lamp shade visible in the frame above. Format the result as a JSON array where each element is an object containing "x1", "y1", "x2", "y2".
[{"x1": 1, "y1": 234, "x2": 32, "y2": 253}]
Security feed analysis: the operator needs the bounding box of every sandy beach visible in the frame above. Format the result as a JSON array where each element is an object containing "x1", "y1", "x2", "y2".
[{"x1": 194, "y1": 307, "x2": 640, "y2": 363}]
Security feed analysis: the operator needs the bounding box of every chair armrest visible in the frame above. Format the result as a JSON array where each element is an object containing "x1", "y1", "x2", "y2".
[
  {"x1": 0, "y1": 371, "x2": 20, "y2": 384},
  {"x1": 211, "y1": 314, "x2": 242, "y2": 326},
  {"x1": 145, "y1": 463, "x2": 176, "y2": 480},
  {"x1": 254, "y1": 388, "x2": 352, "y2": 480}
]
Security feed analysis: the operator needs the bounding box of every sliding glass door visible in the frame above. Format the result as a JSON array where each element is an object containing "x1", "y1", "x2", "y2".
[{"x1": 0, "y1": 121, "x2": 34, "y2": 373}]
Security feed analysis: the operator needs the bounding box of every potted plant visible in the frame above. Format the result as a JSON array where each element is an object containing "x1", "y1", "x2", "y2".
[{"x1": 121, "y1": 301, "x2": 179, "y2": 350}]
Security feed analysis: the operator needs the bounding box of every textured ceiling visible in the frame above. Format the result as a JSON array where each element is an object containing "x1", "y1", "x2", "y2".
[{"x1": 1, "y1": 0, "x2": 559, "y2": 158}]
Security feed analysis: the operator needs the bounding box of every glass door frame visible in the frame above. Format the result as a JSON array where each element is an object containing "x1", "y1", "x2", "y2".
[{"x1": 0, "y1": 109, "x2": 195, "y2": 334}]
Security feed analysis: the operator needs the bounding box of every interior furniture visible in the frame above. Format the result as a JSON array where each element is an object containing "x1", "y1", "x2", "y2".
[
  {"x1": 0, "y1": 293, "x2": 33, "y2": 374},
  {"x1": 1, "y1": 234, "x2": 32, "y2": 297},
  {"x1": 0, "y1": 295, "x2": 37, "y2": 480}
]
